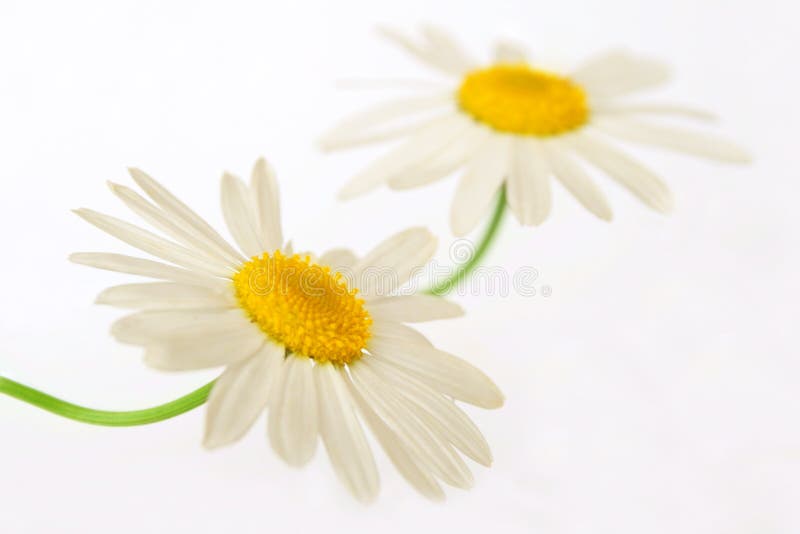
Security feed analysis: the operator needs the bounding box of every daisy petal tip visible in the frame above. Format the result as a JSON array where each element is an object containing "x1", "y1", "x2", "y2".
[
  {"x1": 316, "y1": 136, "x2": 337, "y2": 153},
  {"x1": 477, "y1": 382, "x2": 506, "y2": 410},
  {"x1": 731, "y1": 148, "x2": 753, "y2": 165},
  {"x1": 281, "y1": 455, "x2": 315, "y2": 469},
  {"x1": 520, "y1": 212, "x2": 550, "y2": 228},
  {"x1": 473, "y1": 451, "x2": 494, "y2": 468},
  {"x1": 67, "y1": 252, "x2": 87, "y2": 264},
  {"x1": 109, "y1": 322, "x2": 127, "y2": 342},
  {"x1": 141, "y1": 348, "x2": 172, "y2": 371},
  {"x1": 386, "y1": 179, "x2": 414, "y2": 192},
  {"x1": 488, "y1": 392, "x2": 506, "y2": 410},
  {"x1": 359, "y1": 486, "x2": 382, "y2": 505},
  {"x1": 270, "y1": 438, "x2": 318, "y2": 468},
  {"x1": 337, "y1": 186, "x2": 362, "y2": 202},
  {"x1": 450, "y1": 222, "x2": 470, "y2": 238},
  {"x1": 353, "y1": 494, "x2": 379, "y2": 506},
  {"x1": 201, "y1": 428, "x2": 239, "y2": 451},
  {"x1": 341, "y1": 478, "x2": 380, "y2": 504},
  {"x1": 252, "y1": 156, "x2": 277, "y2": 179},
  {"x1": 698, "y1": 110, "x2": 720, "y2": 122},
  {"x1": 126, "y1": 167, "x2": 149, "y2": 182},
  {"x1": 428, "y1": 491, "x2": 446, "y2": 503},
  {"x1": 418, "y1": 226, "x2": 437, "y2": 244},
  {"x1": 375, "y1": 24, "x2": 398, "y2": 39},
  {"x1": 461, "y1": 472, "x2": 476, "y2": 490},
  {"x1": 404, "y1": 226, "x2": 438, "y2": 253},
  {"x1": 201, "y1": 434, "x2": 223, "y2": 451},
  {"x1": 658, "y1": 198, "x2": 675, "y2": 215}
]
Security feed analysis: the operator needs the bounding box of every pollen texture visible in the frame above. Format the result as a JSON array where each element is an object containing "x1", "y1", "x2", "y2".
[
  {"x1": 458, "y1": 64, "x2": 589, "y2": 136},
  {"x1": 233, "y1": 251, "x2": 371, "y2": 365}
]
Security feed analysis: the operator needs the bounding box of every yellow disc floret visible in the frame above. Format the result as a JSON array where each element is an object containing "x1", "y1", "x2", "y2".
[
  {"x1": 233, "y1": 251, "x2": 371, "y2": 365},
  {"x1": 458, "y1": 64, "x2": 589, "y2": 136}
]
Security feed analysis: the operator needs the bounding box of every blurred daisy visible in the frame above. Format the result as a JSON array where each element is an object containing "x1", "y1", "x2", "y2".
[
  {"x1": 321, "y1": 26, "x2": 750, "y2": 236},
  {"x1": 70, "y1": 158, "x2": 503, "y2": 502}
]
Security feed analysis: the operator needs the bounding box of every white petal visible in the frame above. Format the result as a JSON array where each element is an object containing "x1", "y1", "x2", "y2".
[
  {"x1": 144, "y1": 321, "x2": 266, "y2": 371},
  {"x1": 111, "y1": 309, "x2": 249, "y2": 345},
  {"x1": 319, "y1": 93, "x2": 454, "y2": 151},
  {"x1": 366, "y1": 295, "x2": 463, "y2": 323},
  {"x1": 73, "y1": 209, "x2": 231, "y2": 277},
  {"x1": 220, "y1": 173, "x2": 264, "y2": 258},
  {"x1": 314, "y1": 363, "x2": 380, "y2": 503},
  {"x1": 450, "y1": 136, "x2": 510, "y2": 236},
  {"x1": 319, "y1": 248, "x2": 358, "y2": 271},
  {"x1": 95, "y1": 282, "x2": 234, "y2": 310},
  {"x1": 250, "y1": 158, "x2": 283, "y2": 251},
  {"x1": 378, "y1": 26, "x2": 465, "y2": 77},
  {"x1": 339, "y1": 114, "x2": 469, "y2": 200},
  {"x1": 592, "y1": 118, "x2": 751, "y2": 163},
  {"x1": 127, "y1": 168, "x2": 244, "y2": 264},
  {"x1": 346, "y1": 372, "x2": 445, "y2": 500},
  {"x1": 108, "y1": 182, "x2": 240, "y2": 268},
  {"x1": 567, "y1": 132, "x2": 673, "y2": 213},
  {"x1": 367, "y1": 323, "x2": 504, "y2": 409},
  {"x1": 544, "y1": 143, "x2": 614, "y2": 221},
  {"x1": 268, "y1": 355, "x2": 319, "y2": 467},
  {"x1": 572, "y1": 50, "x2": 670, "y2": 97},
  {"x1": 203, "y1": 341, "x2": 284, "y2": 449},
  {"x1": 507, "y1": 138, "x2": 552, "y2": 226},
  {"x1": 319, "y1": 118, "x2": 442, "y2": 152},
  {"x1": 370, "y1": 320, "x2": 434, "y2": 348},
  {"x1": 388, "y1": 126, "x2": 490, "y2": 190},
  {"x1": 352, "y1": 228, "x2": 437, "y2": 298},
  {"x1": 493, "y1": 40, "x2": 530, "y2": 63},
  {"x1": 592, "y1": 102, "x2": 717, "y2": 121},
  {"x1": 420, "y1": 25, "x2": 478, "y2": 74},
  {"x1": 365, "y1": 357, "x2": 492, "y2": 466},
  {"x1": 69, "y1": 252, "x2": 228, "y2": 290},
  {"x1": 349, "y1": 362, "x2": 473, "y2": 489}
]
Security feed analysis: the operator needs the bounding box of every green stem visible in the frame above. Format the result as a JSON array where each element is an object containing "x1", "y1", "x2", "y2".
[
  {"x1": 0, "y1": 376, "x2": 214, "y2": 427},
  {"x1": 426, "y1": 186, "x2": 507, "y2": 296}
]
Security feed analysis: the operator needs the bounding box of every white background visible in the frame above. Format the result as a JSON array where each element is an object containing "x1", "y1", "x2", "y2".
[{"x1": 1, "y1": 0, "x2": 798, "y2": 532}]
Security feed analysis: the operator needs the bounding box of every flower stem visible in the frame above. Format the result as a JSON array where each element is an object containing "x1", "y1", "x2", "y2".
[
  {"x1": 0, "y1": 376, "x2": 214, "y2": 427},
  {"x1": 426, "y1": 186, "x2": 507, "y2": 296}
]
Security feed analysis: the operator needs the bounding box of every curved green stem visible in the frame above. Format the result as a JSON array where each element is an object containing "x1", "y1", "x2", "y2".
[
  {"x1": 426, "y1": 186, "x2": 507, "y2": 296},
  {"x1": 0, "y1": 376, "x2": 214, "y2": 427}
]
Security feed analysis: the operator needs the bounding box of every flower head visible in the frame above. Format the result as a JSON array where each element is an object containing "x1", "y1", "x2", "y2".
[
  {"x1": 71, "y1": 158, "x2": 503, "y2": 501},
  {"x1": 321, "y1": 26, "x2": 750, "y2": 235}
]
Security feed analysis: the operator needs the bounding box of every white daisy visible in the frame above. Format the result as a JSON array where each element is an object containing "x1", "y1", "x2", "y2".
[
  {"x1": 321, "y1": 26, "x2": 750, "y2": 236},
  {"x1": 70, "y1": 158, "x2": 504, "y2": 502}
]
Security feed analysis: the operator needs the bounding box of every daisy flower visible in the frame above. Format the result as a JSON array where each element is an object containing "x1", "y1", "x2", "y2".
[
  {"x1": 321, "y1": 26, "x2": 750, "y2": 236},
  {"x1": 69, "y1": 158, "x2": 504, "y2": 502}
]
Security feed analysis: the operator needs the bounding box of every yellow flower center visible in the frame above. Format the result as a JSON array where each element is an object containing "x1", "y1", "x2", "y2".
[
  {"x1": 457, "y1": 64, "x2": 590, "y2": 136},
  {"x1": 233, "y1": 251, "x2": 371, "y2": 365}
]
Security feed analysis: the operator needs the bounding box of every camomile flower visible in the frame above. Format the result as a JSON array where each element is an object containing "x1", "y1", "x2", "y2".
[
  {"x1": 69, "y1": 158, "x2": 504, "y2": 502},
  {"x1": 321, "y1": 26, "x2": 750, "y2": 236}
]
